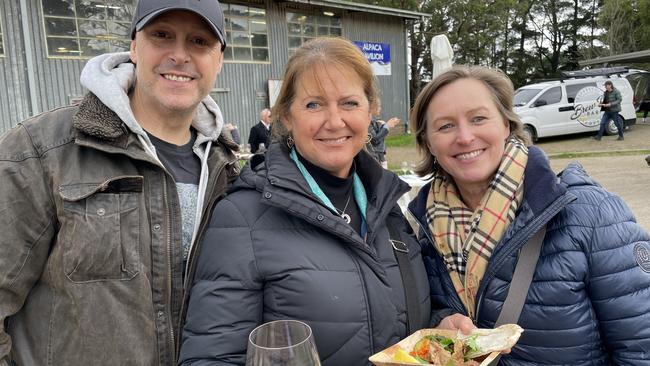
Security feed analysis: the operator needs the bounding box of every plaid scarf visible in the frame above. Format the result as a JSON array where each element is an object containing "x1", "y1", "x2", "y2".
[{"x1": 425, "y1": 138, "x2": 528, "y2": 318}]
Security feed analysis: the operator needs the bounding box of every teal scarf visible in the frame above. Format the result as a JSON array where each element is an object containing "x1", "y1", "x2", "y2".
[{"x1": 290, "y1": 148, "x2": 368, "y2": 237}]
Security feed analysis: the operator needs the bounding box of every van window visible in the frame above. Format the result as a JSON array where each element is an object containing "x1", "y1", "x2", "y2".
[
  {"x1": 537, "y1": 86, "x2": 562, "y2": 105},
  {"x1": 566, "y1": 83, "x2": 597, "y2": 103},
  {"x1": 514, "y1": 88, "x2": 543, "y2": 106}
]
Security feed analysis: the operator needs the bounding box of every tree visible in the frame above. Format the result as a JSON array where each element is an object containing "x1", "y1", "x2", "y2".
[
  {"x1": 562, "y1": 0, "x2": 596, "y2": 71},
  {"x1": 598, "y1": 0, "x2": 640, "y2": 54},
  {"x1": 637, "y1": 0, "x2": 650, "y2": 50},
  {"x1": 509, "y1": 0, "x2": 538, "y2": 87},
  {"x1": 582, "y1": 0, "x2": 605, "y2": 61}
]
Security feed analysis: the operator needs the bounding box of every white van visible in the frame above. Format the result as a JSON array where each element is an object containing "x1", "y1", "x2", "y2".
[{"x1": 514, "y1": 67, "x2": 637, "y2": 141}]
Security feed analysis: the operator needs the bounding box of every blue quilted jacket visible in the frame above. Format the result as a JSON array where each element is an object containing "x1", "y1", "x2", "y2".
[{"x1": 408, "y1": 146, "x2": 650, "y2": 365}]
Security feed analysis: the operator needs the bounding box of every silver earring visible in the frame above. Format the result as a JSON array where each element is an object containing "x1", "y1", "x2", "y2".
[
  {"x1": 365, "y1": 134, "x2": 372, "y2": 144},
  {"x1": 286, "y1": 135, "x2": 295, "y2": 149}
]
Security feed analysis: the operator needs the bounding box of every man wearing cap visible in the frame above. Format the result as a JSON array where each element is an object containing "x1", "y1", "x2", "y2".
[
  {"x1": 0, "y1": 0, "x2": 237, "y2": 365},
  {"x1": 594, "y1": 80, "x2": 625, "y2": 141}
]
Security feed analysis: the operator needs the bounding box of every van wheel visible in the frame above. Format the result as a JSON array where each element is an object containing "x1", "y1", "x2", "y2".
[
  {"x1": 523, "y1": 125, "x2": 537, "y2": 143},
  {"x1": 605, "y1": 118, "x2": 620, "y2": 135}
]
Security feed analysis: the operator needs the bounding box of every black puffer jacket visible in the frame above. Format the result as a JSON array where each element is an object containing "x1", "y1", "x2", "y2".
[{"x1": 179, "y1": 142, "x2": 431, "y2": 365}]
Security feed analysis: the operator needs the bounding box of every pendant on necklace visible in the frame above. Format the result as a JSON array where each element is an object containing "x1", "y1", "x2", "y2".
[{"x1": 341, "y1": 213, "x2": 351, "y2": 224}]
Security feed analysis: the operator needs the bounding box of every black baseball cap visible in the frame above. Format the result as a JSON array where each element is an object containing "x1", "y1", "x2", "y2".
[{"x1": 131, "y1": 0, "x2": 227, "y2": 51}]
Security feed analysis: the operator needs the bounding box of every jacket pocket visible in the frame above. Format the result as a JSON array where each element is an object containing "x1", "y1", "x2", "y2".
[{"x1": 59, "y1": 176, "x2": 143, "y2": 283}]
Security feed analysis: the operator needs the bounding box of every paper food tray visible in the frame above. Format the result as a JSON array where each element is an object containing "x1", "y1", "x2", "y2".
[{"x1": 369, "y1": 328, "x2": 500, "y2": 366}]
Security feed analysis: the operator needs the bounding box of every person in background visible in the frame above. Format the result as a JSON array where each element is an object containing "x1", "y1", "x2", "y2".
[
  {"x1": 639, "y1": 82, "x2": 650, "y2": 123},
  {"x1": 408, "y1": 65, "x2": 650, "y2": 365},
  {"x1": 0, "y1": 0, "x2": 239, "y2": 365},
  {"x1": 179, "y1": 37, "x2": 431, "y2": 366},
  {"x1": 367, "y1": 99, "x2": 400, "y2": 168},
  {"x1": 224, "y1": 122, "x2": 241, "y2": 144},
  {"x1": 248, "y1": 108, "x2": 272, "y2": 153},
  {"x1": 594, "y1": 80, "x2": 624, "y2": 141}
]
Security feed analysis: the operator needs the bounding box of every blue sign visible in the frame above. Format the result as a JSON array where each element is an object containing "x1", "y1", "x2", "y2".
[{"x1": 354, "y1": 41, "x2": 391, "y2": 75}]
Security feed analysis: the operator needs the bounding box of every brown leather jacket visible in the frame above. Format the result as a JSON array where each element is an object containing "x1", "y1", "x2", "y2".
[{"x1": 0, "y1": 93, "x2": 239, "y2": 366}]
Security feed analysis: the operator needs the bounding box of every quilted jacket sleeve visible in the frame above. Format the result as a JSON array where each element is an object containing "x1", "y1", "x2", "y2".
[
  {"x1": 0, "y1": 125, "x2": 56, "y2": 366},
  {"x1": 586, "y1": 193, "x2": 650, "y2": 365},
  {"x1": 179, "y1": 196, "x2": 263, "y2": 366},
  {"x1": 416, "y1": 228, "x2": 460, "y2": 328}
]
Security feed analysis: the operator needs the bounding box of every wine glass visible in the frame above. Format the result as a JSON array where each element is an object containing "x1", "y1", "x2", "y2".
[{"x1": 245, "y1": 319, "x2": 321, "y2": 366}]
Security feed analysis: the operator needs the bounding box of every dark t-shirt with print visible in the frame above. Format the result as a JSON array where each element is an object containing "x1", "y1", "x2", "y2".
[{"x1": 147, "y1": 129, "x2": 200, "y2": 264}]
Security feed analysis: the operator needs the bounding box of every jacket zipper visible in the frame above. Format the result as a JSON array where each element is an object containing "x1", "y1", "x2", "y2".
[{"x1": 162, "y1": 174, "x2": 175, "y2": 362}]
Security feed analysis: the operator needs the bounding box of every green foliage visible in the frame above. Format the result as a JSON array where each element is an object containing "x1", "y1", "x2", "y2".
[
  {"x1": 385, "y1": 133, "x2": 415, "y2": 147},
  {"x1": 639, "y1": 0, "x2": 650, "y2": 50},
  {"x1": 598, "y1": 0, "x2": 641, "y2": 54}
]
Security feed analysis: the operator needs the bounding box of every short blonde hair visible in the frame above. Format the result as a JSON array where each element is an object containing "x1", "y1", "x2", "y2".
[
  {"x1": 271, "y1": 37, "x2": 379, "y2": 142},
  {"x1": 410, "y1": 65, "x2": 530, "y2": 178}
]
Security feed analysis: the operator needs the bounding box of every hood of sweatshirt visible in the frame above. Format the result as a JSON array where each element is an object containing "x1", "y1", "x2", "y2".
[{"x1": 79, "y1": 52, "x2": 224, "y2": 154}]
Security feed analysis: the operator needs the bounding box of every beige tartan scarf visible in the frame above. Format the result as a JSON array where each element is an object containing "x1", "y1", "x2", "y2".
[{"x1": 425, "y1": 138, "x2": 528, "y2": 319}]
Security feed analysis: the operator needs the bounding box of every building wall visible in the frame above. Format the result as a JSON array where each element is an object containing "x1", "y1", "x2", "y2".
[
  {"x1": 345, "y1": 12, "x2": 410, "y2": 126},
  {"x1": 1, "y1": 0, "x2": 87, "y2": 131},
  {"x1": 0, "y1": 0, "x2": 31, "y2": 132},
  {"x1": 0, "y1": 0, "x2": 410, "y2": 142},
  {"x1": 214, "y1": 1, "x2": 409, "y2": 143}
]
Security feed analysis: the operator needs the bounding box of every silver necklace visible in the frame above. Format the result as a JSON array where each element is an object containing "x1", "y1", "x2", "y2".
[{"x1": 335, "y1": 191, "x2": 353, "y2": 224}]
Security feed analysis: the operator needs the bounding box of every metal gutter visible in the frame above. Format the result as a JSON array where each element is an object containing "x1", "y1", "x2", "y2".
[
  {"x1": 286, "y1": 0, "x2": 430, "y2": 20},
  {"x1": 19, "y1": 0, "x2": 39, "y2": 115},
  {"x1": 579, "y1": 49, "x2": 650, "y2": 67},
  {"x1": 404, "y1": 27, "x2": 410, "y2": 129}
]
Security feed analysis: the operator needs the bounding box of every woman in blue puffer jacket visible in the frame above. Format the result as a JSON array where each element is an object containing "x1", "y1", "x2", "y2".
[{"x1": 408, "y1": 65, "x2": 650, "y2": 365}]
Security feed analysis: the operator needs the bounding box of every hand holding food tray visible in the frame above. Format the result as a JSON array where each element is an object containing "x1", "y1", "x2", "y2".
[{"x1": 369, "y1": 324, "x2": 523, "y2": 366}]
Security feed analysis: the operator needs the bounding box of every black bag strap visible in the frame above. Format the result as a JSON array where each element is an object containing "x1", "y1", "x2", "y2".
[
  {"x1": 490, "y1": 224, "x2": 546, "y2": 365},
  {"x1": 387, "y1": 216, "x2": 421, "y2": 335}
]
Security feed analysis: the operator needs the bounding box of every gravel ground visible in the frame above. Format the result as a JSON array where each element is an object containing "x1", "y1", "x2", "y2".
[
  {"x1": 542, "y1": 122, "x2": 650, "y2": 231},
  {"x1": 387, "y1": 120, "x2": 650, "y2": 231}
]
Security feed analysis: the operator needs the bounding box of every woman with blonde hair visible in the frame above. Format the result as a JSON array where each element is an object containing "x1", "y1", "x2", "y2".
[
  {"x1": 408, "y1": 65, "x2": 650, "y2": 364},
  {"x1": 179, "y1": 37, "x2": 431, "y2": 365}
]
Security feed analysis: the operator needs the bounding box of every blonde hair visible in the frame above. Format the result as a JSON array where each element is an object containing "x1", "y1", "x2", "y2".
[
  {"x1": 409, "y1": 65, "x2": 530, "y2": 177},
  {"x1": 271, "y1": 37, "x2": 379, "y2": 142}
]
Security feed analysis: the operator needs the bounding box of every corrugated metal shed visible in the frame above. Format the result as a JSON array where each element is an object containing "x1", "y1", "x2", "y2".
[
  {"x1": 0, "y1": 0, "x2": 429, "y2": 142},
  {"x1": 0, "y1": 0, "x2": 31, "y2": 132},
  {"x1": 344, "y1": 12, "x2": 410, "y2": 125}
]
